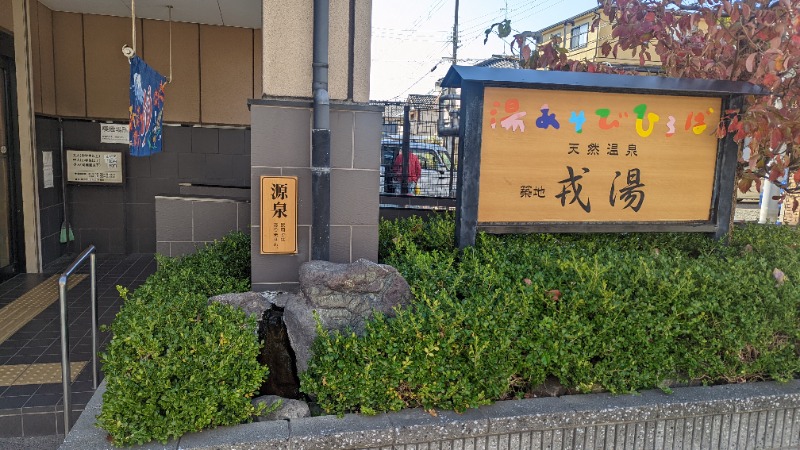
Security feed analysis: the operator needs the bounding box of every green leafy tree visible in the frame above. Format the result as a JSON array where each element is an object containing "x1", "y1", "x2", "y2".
[{"x1": 507, "y1": 0, "x2": 800, "y2": 208}]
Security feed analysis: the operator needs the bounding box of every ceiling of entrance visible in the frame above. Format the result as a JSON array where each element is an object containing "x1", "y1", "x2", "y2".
[{"x1": 37, "y1": 0, "x2": 261, "y2": 29}]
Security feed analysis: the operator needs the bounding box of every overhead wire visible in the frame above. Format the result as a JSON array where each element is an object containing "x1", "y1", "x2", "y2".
[
  {"x1": 459, "y1": 0, "x2": 553, "y2": 37},
  {"x1": 376, "y1": 0, "x2": 600, "y2": 100},
  {"x1": 387, "y1": 40, "x2": 451, "y2": 100},
  {"x1": 509, "y1": 0, "x2": 573, "y2": 26},
  {"x1": 462, "y1": 0, "x2": 572, "y2": 49},
  {"x1": 455, "y1": 0, "x2": 532, "y2": 29},
  {"x1": 409, "y1": 0, "x2": 449, "y2": 31},
  {"x1": 450, "y1": 0, "x2": 571, "y2": 61}
]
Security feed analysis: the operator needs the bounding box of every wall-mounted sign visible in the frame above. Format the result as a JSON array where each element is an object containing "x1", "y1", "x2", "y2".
[
  {"x1": 66, "y1": 150, "x2": 124, "y2": 184},
  {"x1": 100, "y1": 123, "x2": 130, "y2": 144},
  {"x1": 260, "y1": 176, "x2": 298, "y2": 254},
  {"x1": 479, "y1": 87, "x2": 721, "y2": 223},
  {"x1": 440, "y1": 66, "x2": 768, "y2": 248}
]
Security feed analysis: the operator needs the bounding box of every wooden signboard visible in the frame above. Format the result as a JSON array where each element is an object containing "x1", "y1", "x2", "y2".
[
  {"x1": 66, "y1": 150, "x2": 124, "y2": 184},
  {"x1": 260, "y1": 176, "x2": 298, "y2": 254},
  {"x1": 479, "y1": 87, "x2": 722, "y2": 223},
  {"x1": 439, "y1": 66, "x2": 767, "y2": 248}
]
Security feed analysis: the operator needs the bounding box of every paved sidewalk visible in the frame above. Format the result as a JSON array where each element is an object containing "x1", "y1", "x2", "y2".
[{"x1": 0, "y1": 254, "x2": 156, "y2": 439}]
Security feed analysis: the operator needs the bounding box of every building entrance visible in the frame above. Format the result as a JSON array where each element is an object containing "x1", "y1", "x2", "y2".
[{"x1": 0, "y1": 37, "x2": 22, "y2": 280}]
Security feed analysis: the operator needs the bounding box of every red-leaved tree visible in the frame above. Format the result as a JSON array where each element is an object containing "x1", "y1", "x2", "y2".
[{"x1": 510, "y1": 0, "x2": 800, "y2": 205}]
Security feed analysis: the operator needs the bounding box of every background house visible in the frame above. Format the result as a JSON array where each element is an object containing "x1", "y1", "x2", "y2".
[{"x1": 535, "y1": 6, "x2": 662, "y2": 71}]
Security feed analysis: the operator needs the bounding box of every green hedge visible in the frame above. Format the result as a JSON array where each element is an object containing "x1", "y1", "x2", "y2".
[
  {"x1": 98, "y1": 233, "x2": 269, "y2": 446},
  {"x1": 301, "y1": 214, "x2": 800, "y2": 416}
]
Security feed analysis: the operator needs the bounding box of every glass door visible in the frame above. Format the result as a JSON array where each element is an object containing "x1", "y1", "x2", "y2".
[{"x1": 0, "y1": 64, "x2": 17, "y2": 278}]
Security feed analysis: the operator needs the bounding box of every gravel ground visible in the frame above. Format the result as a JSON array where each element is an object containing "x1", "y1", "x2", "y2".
[
  {"x1": 734, "y1": 203, "x2": 762, "y2": 222},
  {"x1": 0, "y1": 435, "x2": 64, "y2": 450}
]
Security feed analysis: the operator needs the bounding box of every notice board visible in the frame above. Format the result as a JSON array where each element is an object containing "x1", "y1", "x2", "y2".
[{"x1": 66, "y1": 150, "x2": 124, "y2": 184}]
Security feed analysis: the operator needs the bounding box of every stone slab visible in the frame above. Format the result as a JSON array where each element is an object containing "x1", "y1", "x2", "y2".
[
  {"x1": 289, "y1": 413, "x2": 395, "y2": 449},
  {"x1": 389, "y1": 407, "x2": 489, "y2": 445},
  {"x1": 60, "y1": 379, "x2": 800, "y2": 450},
  {"x1": 177, "y1": 421, "x2": 289, "y2": 450},
  {"x1": 483, "y1": 396, "x2": 575, "y2": 435}
]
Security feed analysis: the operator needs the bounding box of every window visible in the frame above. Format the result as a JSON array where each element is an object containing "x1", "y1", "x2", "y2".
[
  {"x1": 413, "y1": 150, "x2": 437, "y2": 170},
  {"x1": 382, "y1": 146, "x2": 399, "y2": 166},
  {"x1": 570, "y1": 23, "x2": 589, "y2": 50},
  {"x1": 550, "y1": 32, "x2": 561, "y2": 44}
]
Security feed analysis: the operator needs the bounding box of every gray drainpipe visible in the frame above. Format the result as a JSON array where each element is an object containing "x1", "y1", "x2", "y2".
[{"x1": 312, "y1": 0, "x2": 330, "y2": 261}]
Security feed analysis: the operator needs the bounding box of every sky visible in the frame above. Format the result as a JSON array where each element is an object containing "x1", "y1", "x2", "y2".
[{"x1": 369, "y1": 0, "x2": 600, "y2": 101}]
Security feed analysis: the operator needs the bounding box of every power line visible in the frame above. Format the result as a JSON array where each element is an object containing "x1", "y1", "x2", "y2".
[
  {"x1": 373, "y1": 26, "x2": 450, "y2": 33},
  {"x1": 373, "y1": 32, "x2": 453, "y2": 41},
  {"x1": 387, "y1": 40, "x2": 451, "y2": 100},
  {"x1": 456, "y1": 0, "x2": 531, "y2": 28},
  {"x1": 510, "y1": 0, "x2": 572, "y2": 26},
  {"x1": 460, "y1": 0, "x2": 562, "y2": 37},
  {"x1": 462, "y1": 0, "x2": 571, "y2": 49},
  {"x1": 409, "y1": 0, "x2": 449, "y2": 31}
]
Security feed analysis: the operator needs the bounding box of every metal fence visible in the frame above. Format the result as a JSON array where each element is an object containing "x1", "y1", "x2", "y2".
[{"x1": 372, "y1": 100, "x2": 459, "y2": 202}]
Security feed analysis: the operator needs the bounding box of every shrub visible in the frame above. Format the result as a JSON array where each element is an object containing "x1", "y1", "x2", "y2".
[
  {"x1": 97, "y1": 233, "x2": 269, "y2": 446},
  {"x1": 301, "y1": 216, "x2": 800, "y2": 416}
]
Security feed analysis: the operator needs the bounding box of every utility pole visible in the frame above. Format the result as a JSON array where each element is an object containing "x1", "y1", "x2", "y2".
[
  {"x1": 452, "y1": 0, "x2": 459, "y2": 64},
  {"x1": 447, "y1": 0, "x2": 460, "y2": 197}
]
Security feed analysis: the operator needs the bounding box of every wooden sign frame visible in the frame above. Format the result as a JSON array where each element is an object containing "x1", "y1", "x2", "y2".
[
  {"x1": 260, "y1": 176, "x2": 298, "y2": 255},
  {"x1": 439, "y1": 66, "x2": 767, "y2": 248}
]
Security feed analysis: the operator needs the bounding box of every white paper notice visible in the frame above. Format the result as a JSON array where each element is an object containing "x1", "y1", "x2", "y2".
[
  {"x1": 42, "y1": 151, "x2": 54, "y2": 188},
  {"x1": 100, "y1": 123, "x2": 130, "y2": 144}
]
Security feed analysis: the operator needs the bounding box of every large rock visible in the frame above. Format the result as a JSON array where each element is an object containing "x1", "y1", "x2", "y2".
[
  {"x1": 252, "y1": 395, "x2": 310, "y2": 421},
  {"x1": 209, "y1": 291, "x2": 271, "y2": 322},
  {"x1": 283, "y1": 259, "x2": 412, "y2": 373}
]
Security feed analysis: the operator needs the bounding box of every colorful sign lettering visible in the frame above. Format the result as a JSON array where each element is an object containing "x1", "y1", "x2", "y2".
[{"x1": 479, "y1": 87, "x2": 722, "y2": 223}]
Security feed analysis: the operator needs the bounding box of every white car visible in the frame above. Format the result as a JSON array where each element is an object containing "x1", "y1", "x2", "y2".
[{"x1": 379, "y1": 138, "x2": 456, "y2": 197}]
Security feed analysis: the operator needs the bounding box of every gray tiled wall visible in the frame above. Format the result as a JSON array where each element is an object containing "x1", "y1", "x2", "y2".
[
  {"x1": 250, "y1": 101, "x2": 382, "y2": 292},
  {"x1": 155, "y1": 196, "x2": 250, "y2": 257},
  {"x1": 35, "y1": 118, "x2": 251, "y2": 257}
]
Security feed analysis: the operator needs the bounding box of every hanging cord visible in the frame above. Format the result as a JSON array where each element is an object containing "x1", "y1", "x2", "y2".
[
  {"x1": 168, "y1": 5, "x2": 173, "y2": 83},
  {"x1": 122, "y1": 0, "x2": 136, "y2": 59},
  {"x1": 132, "y1": 0, "x2": 136, "y2": 54}
]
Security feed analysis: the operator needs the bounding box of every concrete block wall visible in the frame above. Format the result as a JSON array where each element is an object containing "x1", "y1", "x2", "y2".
[
  {"x1": 155, "y1": 196, "x2": 250, "y2": 257},
  {"x1": 250, "y1": 99, "x2": 383, "y2": 292}
]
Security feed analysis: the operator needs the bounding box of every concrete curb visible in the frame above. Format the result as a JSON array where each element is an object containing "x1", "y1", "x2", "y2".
[{"x1": 60, "y1": 379, "x2": 800, "y2": 450}]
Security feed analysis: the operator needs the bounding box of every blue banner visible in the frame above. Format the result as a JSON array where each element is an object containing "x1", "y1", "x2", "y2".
[{"x1": 129, "y1": 56, "x2": 167, "y2": 156}]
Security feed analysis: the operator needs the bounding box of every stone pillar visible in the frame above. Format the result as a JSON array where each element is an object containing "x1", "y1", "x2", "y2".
[
  {"x1": 12, "y1": 0, "x2": 42, "y2": 272},
  {"x1": 261, "y1": 0, "x2": 371, "y2": 102},
  {"x1": 252, "y1": 0, "x2": 377, "y2": 291},
  {"x1": 250, "y1": 101, "x2": 381, "y2": 292}
]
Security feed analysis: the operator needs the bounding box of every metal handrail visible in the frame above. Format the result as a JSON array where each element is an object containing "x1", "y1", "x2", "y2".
[{"x1": 59, "y1": 245, "x2": 97, "y2": 434}]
